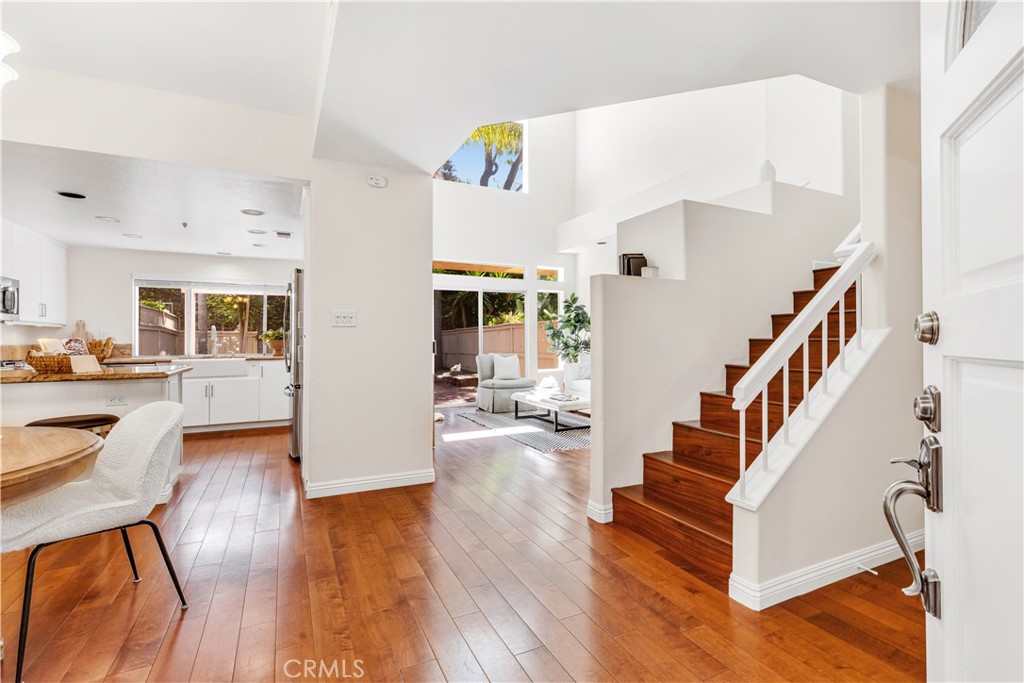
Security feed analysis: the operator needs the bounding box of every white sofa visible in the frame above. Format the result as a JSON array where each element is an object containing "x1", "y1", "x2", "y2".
[
  {"x1": 563, "y1": 352, "x2": 592, "y2": 400},
  {"x1": 475, "y1": 354, "x2": 536, "y2": 413}
]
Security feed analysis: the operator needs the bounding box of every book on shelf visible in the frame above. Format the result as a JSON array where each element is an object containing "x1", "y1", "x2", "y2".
[{"x1": 618, "y1": 253, "x2": 647, "y2": 276}]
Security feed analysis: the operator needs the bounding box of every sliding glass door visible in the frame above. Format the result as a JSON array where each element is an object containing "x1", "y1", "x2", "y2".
[{"x1": 434, "y1": 289, "x2": 480, "y2": 406}]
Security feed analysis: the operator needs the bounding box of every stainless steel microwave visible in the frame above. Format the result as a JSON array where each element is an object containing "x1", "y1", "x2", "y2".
[{"x1": 1, "y1": 277, "x2": 20, "y2": 322}]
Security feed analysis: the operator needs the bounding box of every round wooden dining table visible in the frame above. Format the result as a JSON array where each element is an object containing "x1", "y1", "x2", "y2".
[{"x1": 0, "y1": 426, "x2": 104, "y2": 507}]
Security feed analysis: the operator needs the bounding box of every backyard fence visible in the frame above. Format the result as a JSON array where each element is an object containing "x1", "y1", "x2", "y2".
[{"x1": 438, "y1": 322, "x2": 557, "y2": 373}]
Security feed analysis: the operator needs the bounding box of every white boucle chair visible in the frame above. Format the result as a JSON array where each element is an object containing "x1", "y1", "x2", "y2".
[{"x1": 1, "y1": 401, "x2": 187, "y2": 683}]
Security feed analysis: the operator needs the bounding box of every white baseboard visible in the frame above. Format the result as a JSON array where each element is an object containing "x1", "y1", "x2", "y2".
[
  {"x1": 184, "y1": 419, "x2": 292, "y2": 434},
  {"x1": 156, "y1": 464, "x2": 183, "y2": 504},
  {"x1": 587, "y1": 500, "x2": 613, "y2": 523},
  {"x1": 729, "y1": 529, "x2": 925, "y2": 611},
  {"x1": 305, "y1": 468, "x2": 436, "y2": 499}
]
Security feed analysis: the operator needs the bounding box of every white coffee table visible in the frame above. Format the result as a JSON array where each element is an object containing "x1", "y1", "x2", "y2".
[{"x1": 510, "y1": 391, "x2": 592, "y2": 433}]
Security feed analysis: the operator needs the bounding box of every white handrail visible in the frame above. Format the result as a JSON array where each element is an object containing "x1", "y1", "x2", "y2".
[
  {"x1": 732, "y1": 240, "x2": 876, "y2": 410},
  {"x1": 833, "y1": 224, "x2": 862, "y2": 261}
]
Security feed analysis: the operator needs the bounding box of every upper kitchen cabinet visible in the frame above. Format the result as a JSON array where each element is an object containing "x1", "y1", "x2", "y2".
[{"x1": 1, "y1": 221, "x2": 68, "y2": 327}]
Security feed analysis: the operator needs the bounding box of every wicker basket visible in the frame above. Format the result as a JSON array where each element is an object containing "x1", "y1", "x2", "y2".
[
  {"x1": 25, "y1": 354, "x2": 105, "y2": 374},
  {"x1": 25, "y1": 355, "x2": 73, "y2": 373}
]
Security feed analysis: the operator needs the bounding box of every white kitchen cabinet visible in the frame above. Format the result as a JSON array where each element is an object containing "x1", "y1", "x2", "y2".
[
  {"x1": 256, "y1": 361, "x2": 292, "y2": 421},
  {"x1": 182, "y1": 377, "x2": 212, "y2": 427},
  {"x1": 1, "y1": 221, "x2": 67, "y2": 326},
  {"x1": 209, "y1": 376, "x2": 260, "y2": 425},
  {"x1": 182, "y1": 376, "x2": 260, "y2": 426},
  {"x1": 39, "y1": 239, "x2": 68, "y2": 325}
]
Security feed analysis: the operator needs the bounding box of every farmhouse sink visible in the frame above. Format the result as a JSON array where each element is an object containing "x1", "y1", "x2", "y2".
[{"x1": 180, "y1": 358, "x2": 249, "y2": 378}]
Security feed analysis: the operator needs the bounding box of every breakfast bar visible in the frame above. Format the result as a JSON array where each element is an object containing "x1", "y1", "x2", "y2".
[{"x1": 1, "y1": 364, "x2": 191, "y2": 501}]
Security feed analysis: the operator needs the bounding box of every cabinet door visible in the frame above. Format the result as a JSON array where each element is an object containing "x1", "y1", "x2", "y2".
[
  {"x1": 10, "y1": 224, "x2": 42, "y2": 323},
  {"x1": 39, "y1": 240, "x2": 68, "y2": 325},
  {"x1": 258, "y1": 361, "x2": 292, "y2": 421},
  {"x1": 182, "y1": 379, "x2": 210, "y2": 427},
  {"x1": 209, "y1": 376, "x2": 260, "y2": 425}
]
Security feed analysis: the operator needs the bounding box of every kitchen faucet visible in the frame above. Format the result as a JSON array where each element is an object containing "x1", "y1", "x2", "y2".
[{"x1": 210, "y1": 325, "x2": 220, "y2": 356}]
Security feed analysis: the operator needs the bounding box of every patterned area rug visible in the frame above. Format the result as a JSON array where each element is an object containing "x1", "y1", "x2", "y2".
[{"x1": 457, "y1": 409, "x2": 591, "y2": 453}]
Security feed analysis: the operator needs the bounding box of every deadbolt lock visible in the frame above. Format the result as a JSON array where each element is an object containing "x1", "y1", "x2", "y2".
[
  {"x1": 914, "y1": 385, "x2": 941, "y2": 433},
  {"x1": 914, "y1": 311, "x2": 940, "y2": 345}
]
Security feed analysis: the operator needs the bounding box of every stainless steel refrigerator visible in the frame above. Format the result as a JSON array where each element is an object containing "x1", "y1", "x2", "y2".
[{"x1": 285, "y1": 268, "x2": 304, "y2": 460}]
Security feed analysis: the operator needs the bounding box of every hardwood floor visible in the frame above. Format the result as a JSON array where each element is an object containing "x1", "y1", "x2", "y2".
[{"x1": 0, "y1": 414, "x2": 925, "y2": 682}]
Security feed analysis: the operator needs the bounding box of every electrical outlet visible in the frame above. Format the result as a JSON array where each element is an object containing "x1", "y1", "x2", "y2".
[
  {"x1": 105, "y1": 395, "x2": 127, "y2": 407},
  {"x1": 332, "y1": 310, "x2": 357, "y2": 327}
]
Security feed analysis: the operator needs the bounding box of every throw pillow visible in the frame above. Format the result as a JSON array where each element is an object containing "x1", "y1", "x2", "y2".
[
  {"x1": 492, "y1": 354, "x2": 520, "y2": 380},
  {"x1": 578, "y1": 351, "x2": 592, "y2": 379}
]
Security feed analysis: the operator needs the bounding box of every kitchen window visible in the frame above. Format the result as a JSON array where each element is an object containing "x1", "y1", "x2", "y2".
[{"x1": 134, "y1": 278, "x2": 288, "y2": 356}]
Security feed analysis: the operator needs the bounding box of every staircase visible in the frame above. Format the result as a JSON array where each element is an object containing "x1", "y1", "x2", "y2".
[{"x1": 611, "y1": 264, "x2": 858, "y2": 590}]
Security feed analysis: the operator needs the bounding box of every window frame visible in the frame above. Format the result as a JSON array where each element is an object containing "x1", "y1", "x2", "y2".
[{"x1": 133, "y1": 275, "x2": 289, "y2": 356}]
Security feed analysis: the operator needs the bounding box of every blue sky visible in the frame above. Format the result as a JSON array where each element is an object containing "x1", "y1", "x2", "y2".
[{"x1": 442, "y1": 130, "x2": 524, "y2": 191}]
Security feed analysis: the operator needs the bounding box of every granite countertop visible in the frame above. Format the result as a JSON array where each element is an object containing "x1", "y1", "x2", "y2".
[
  {"x1": 103, "y1": 355, "x2": 284, "y2": 364},
  {"x1": 1, "y1": 364, "x2": 193, "y2": 384}
]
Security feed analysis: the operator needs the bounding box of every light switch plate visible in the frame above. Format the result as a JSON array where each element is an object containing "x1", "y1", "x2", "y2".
[{"x1": 332, "y1": 310, "x2": 357, "y2": 327}]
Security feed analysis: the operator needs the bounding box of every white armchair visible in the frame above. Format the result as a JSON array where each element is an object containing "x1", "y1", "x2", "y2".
[
  {"x1": 1, "y1": 401, "x2": 187, "y2": 683},
  {"x1": 476, "y1": 354, "x2": 536, "y2": 412}
]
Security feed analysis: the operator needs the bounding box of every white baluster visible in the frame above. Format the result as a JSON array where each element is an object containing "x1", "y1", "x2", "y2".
[
  {"x1": 761, "y1": 386, "x2": 769, "y2": 471},
  {"x1": 839, "y1": 291, "x2": 847, "y2": 372},
  {"x1": 856, "y1": 274, "x2": 863, "y2": 351},
  {"x1": 738, "y1": 410, "x2": 746, "y2": 499},
  {"x1": 783, "y1": 359, "x2": 790, "y2": 444},
  {"x1": 803, "y1": 340, "x2": 810, "y2": 418},
  {"x1": 821, "y1": 313, "x2": 829, "y2": 394}
]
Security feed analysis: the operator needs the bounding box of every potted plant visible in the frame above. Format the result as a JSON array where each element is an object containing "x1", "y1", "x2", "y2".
[
  {"x1": 259, "y1": 327, "x2": 286, "y2": 356},
  {"x1": 543, "y1": 292, "x2": 591, "y2": 367}
]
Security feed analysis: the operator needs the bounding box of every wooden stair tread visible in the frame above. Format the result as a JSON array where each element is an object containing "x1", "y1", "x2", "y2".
[
  {"x1": 673, "y1": 420, "x2": 760, "y2": 443},
  {"x1": 612, "y1": 485, "x2": 731, "y2": 546},
  {"x1": 724, "y1": 362, "x2": 821, "y2": 374},
  {"x1": 749, "y1": 337, "x2": 845, "y2": 343},
  {"x1": 700, "y1": 389, "x2": 786, "y2": 407},
  {"x1": 643, "y1": 450, "x2": 734, "y2": 486}
]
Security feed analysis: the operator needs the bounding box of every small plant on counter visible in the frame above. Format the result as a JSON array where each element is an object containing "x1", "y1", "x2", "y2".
[
  {"x1": 259, "y1": 328, "x2": 287, "y2": 356},
  {"x1": 258, "y1": 328, "x2": 285, "y2": 343}
]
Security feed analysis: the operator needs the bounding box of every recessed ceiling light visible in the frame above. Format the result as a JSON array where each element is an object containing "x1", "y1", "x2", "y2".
[
  {"x1": 57, "y1": 191, "x2": 87, "y2": 199},
  {"x1": 252, "y1": 243, "x2": 266, "y2": 247},
  {"x1": 216, "y1": 251, "x2": 232, "y2": 256},
  {"x1": 241, "y1": 209, "x2": 265, "y2": 216},
  {"x1": 94, "y1": 216, "x2": 120, "y2": 223},
  {"x1": 247, "y1": 229, "x2": 267, "y2": 235},
  {"x1": 122, "y1": 233, "x2": 143, "y2": 239}
]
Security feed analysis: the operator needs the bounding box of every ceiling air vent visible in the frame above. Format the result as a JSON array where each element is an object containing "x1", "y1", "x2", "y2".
[{"x1": 275, "y1": 231, "x2": 293, "y2": 239}]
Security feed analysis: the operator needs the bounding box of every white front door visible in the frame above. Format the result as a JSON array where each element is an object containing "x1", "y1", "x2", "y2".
[{"x1": 920, "y1": 2, "x2": 1023, "y2": 680}]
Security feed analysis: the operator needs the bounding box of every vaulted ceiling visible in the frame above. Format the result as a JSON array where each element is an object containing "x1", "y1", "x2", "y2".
[{"x1": 3, "y1": 1, "x2": 920, "y2": 175}]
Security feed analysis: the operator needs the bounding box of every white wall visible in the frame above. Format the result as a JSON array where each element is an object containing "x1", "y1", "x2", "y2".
[
  {"x1": 2, "y1": 66, "x2": 434, "y2": 497},
  {"x1": 566, "y1": 76, "x2": 860, "y2": 299},
  {"x1": 432, "y1": 112, "x2": 578, "y2": 376},
  {"x1": 574, "y1": 81, "x2": 766, "y2": 216},
  {"x1": 730, "y1": 84, "x2": 923, "y2": 603},
  {"x1": 590, "y1": 181, "x2": 857, "y2": 515}
]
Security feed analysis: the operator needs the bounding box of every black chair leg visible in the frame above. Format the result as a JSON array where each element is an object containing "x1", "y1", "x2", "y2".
[
  {"x1": 137, "y1": 520, "x2": 188, "y2": 609},
  {"x1": 16, "y1": 543, "x2": 50, "y2": 683},
  {"x1": 120, "y1": 527, "x2": 142, "y2": 583}
]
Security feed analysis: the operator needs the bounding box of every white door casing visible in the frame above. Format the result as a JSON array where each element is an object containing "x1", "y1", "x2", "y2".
[{"x1": 921, "y1": 2, "x2": 1023, "y2": 681}]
